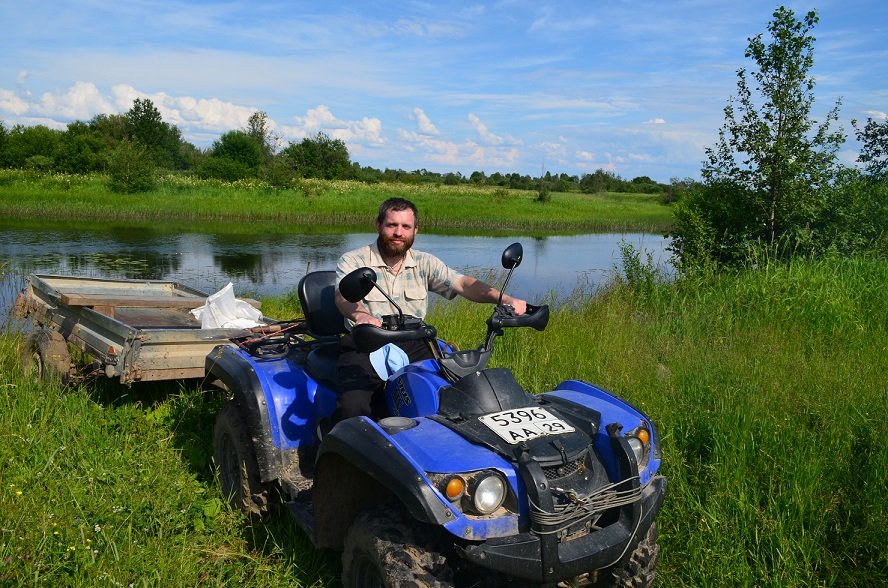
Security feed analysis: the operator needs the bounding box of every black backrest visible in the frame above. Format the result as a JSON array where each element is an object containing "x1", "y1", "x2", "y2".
[{"x1": 297, "y1": 270, "x2": 346, "y2": 338}]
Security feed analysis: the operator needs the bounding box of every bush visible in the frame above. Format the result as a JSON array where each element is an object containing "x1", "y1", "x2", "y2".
[
  {"x1": 210, "y1": 130, "x2": 262, "y2": 171},
  {"x1": 535, "y1": 180, "x2": 552, "y2": 203},
  {"x1": 195, "y1": 157, "x2": 254, "y2": 182},
  {"x1": 259, "y1": 156, "x2": 298, "y2": 189},
  {"x1": 107, "y1": 140, "x2": 156, "y2": 193},
  {"x1": 24, "y1": 155, "x2": 54, "y2": 172}
]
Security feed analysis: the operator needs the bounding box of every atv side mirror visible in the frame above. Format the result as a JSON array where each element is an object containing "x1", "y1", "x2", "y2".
[
  {"x1": 339, "y1": 267, "x2": 377, "y2": 303},
  {"x1": 501, "y1": 242, "x2": 523, "y2": 269},
  {"x1": 495, "y1": 242, "x2": 523, "y2": 307}
]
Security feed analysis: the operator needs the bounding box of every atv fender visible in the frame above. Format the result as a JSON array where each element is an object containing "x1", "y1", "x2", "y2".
[
  {"x1": 205, "y1": 345, "x2": 282, "y2": 483},
  {"x1": 313, "y1": 417, "x2": 453, "y2": 549}
]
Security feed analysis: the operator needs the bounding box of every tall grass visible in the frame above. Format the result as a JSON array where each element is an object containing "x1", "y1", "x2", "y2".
[
  {"x1": 0, "y1": 341, "x2": 336, "y2": 586},
  {"x1": 0, "y1": 170, "x2": 672, "y2": 234},
  {"x1": 431, "y1": 255, "x2": 888, "y2": 586},
  {"x1": 2, "y1": 256, "x2": 885, "y2": 586}
]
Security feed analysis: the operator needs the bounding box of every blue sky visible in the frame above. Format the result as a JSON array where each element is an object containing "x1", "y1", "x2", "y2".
[{"x1": 1, "y1": 1, "x2": 885, "y2": 182}]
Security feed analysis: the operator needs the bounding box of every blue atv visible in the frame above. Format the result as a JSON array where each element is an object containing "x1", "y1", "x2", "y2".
[{"x1": 208, "y1": 243, "x2": 666, "y2": 587}]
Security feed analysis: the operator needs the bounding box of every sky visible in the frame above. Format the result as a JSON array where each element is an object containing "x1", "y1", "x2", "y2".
[{"x1": 1, "y1": 1, "x2": 886, "y2": 183}]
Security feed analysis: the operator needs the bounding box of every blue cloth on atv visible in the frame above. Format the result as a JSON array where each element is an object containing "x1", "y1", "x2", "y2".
[{"x1": 368, "y1": 343, "x2": 410, "y2": 380}]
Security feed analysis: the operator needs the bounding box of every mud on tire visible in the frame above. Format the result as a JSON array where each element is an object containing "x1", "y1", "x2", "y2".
[
  {"x1": 342, "y1": 506, "x2": 454, "y2": 587},
  {"x1": 213, "y1": 400, "x2": 277, "y2": 518},
  {"x1": 604, "y1": 522, "x2": 659, "y2": 588}
]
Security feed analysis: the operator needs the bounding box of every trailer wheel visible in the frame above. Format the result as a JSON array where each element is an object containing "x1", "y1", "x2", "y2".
[
  {"x1": 22, "y1": 328, "x2": 72, "y2": 385},
  {"x1": 342, "y1": 506, "x2": 454, "y2": 587},
  {"x1": 213, "y1": 400, "x2": 276, "y2": 518},
  {"x1": 602, "y1": 523, "x2": 659, "y2": 588}
]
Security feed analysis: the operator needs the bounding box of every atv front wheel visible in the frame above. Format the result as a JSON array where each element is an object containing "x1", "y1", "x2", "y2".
[
  {"x1": 601, "y1": 522, "x2": 659, "y2": 588},
  {"x1": 342, "y1": 506, "x2": 454, "y2": 587},
  {"x1": 213, "y1": 400, "x2": 276, "y2": 518}
]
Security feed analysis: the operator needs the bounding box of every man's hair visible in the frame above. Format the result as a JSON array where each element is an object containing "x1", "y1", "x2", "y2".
[{"x1": 376, "y1": 197, "x2": 419, "y2": 225}]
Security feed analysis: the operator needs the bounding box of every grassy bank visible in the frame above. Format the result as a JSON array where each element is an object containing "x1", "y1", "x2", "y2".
[
  {"x1": 2, "y1": 257, "x2": 885, "y2": 586},
  {"x1": 0, "y1": 170, "x2": 672, "y2": 234}
]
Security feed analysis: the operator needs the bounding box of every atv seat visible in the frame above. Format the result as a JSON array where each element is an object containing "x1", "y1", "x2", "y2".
[{"x1": 297, "y1": 270, "x2": 346, "y2": 388}]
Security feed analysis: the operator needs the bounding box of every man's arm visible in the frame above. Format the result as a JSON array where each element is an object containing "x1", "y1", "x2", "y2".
[
  {"x1": 334, "y1": 290, "x2": 382, "y2": 327},
  {"x1": 451, "y1": 275, "x2": 527, "y2": 315}
]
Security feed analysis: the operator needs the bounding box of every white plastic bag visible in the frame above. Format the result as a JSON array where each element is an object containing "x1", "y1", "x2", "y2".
[{"x1": 191, "y1": 283, "x2": 264, "y2": 329}]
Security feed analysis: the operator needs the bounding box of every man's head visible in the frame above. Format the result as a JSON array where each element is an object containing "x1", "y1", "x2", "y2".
[
  {"x1": 376, "y1": 197, "x2": 418, "y2": 226},
  {"x1": 375, "y1": 197, "x2": 418, "y2": 259}
]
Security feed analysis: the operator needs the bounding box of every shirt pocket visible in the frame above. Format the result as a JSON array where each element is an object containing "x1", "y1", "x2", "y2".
[{"x1": 404, "y1": 284, "x2": 428, "y2": 304}]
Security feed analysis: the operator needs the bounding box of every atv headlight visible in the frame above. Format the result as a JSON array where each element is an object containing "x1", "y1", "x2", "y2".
[
  {"x1": 626, "y1": 426, "x2": 651, "y2": 470},
  {"x1": 472, "y1": 474, "x2": 506, "y2": 515},
  {"x1": 627, "y1": 436, "x2": 645, "y2": 465}
]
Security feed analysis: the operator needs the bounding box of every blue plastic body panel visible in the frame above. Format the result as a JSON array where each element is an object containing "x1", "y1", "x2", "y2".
[
  {"x1": 234, "y1": 348, "x2": 337, "y2": 450},
  {"x1": 385, "y1": 359, "x2": 448, "y2": 417},
  {"x1": 548, "y1": 380, "x2": 662, "y2": 485},
  {"x1": 362, "y1": 416, "x2": 523, "y2": 539}
]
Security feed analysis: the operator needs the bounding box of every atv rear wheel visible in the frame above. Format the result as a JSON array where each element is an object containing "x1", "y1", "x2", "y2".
[
  {"x1": 601, "y1": 522, "x2": 659, "y2": 588},
  {"x1": 342, "y1": 506, "x2": 454, "y2": 587},
  {"x1": 213, "y1": 400, "x2": 276, "y2": 518}
]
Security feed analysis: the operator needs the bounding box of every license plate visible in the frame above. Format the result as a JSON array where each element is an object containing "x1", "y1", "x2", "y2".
[{"x1": 479, "y1": 407, "x2": 575, "y2": 444}]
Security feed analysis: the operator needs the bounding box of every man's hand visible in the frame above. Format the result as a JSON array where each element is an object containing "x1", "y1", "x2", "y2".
[
  {"x1": 502, "y1": 295, "x2": 527, "y2": 315},
  {"x1": 353, "y1": 310, "x2": 382, "y2": 327}
]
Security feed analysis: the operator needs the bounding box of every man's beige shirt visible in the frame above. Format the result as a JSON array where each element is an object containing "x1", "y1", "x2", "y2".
[{"x1": 336, "y1": 241, "x2": 463, "y2": 326}]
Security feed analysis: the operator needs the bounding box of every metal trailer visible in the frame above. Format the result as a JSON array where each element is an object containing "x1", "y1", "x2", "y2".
[{"x1": 14, "y1": 274, "x2": 262, "y2": 385}]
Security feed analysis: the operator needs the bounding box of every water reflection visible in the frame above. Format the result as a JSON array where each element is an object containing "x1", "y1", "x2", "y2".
[{"x1": 1, "y1": 221, "x2": 671, "y2": 325}]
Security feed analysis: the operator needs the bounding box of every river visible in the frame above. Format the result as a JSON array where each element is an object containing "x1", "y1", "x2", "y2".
[{"x1": 0, "y1": 222, "x2": 672, "y2": 325}]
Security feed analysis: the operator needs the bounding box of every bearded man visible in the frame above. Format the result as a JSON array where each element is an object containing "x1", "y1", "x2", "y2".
[{"x1": 330, "y1": 197, "x2": 527, "y2": 426}]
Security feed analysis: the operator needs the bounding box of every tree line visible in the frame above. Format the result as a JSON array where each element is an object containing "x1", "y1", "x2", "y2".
[{"x1": 0, "y1": 103, "x2": 679, "y2": 199}]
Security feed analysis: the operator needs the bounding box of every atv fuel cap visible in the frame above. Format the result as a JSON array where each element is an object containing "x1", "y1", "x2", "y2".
[{"x1": 378, "y1": 416, "x2": 418, "y2": 434}]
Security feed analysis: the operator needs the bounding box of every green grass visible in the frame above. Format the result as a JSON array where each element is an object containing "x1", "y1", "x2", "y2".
[
  {"x1": 0, "y1": 169, "x2": 672, "y2": 235},
  {"x1": 2, "y1": 256, "x2": 886, "y2": 586}
]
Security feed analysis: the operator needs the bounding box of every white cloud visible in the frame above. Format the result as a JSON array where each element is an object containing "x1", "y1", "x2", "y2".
[
  {"x1": 0, "y1": 89, "x2": 29, "y2": 115},
  {"x1": 108, "y1": 84, "x2": 258, "y2": 132},
  {"x1": 540, "y1": 141, "x2": 566, "y2": 157},
  {"x1": 391, "y1": 17, "x2": 466, "y2": 38},
  {"x1": 0, "y1": 81, "x2": 268, "y2": 144},
  {"x1": 529, "y1": 7, "x2": 598, "y2": 33},
  {"x1": 412, "y1": 107, "x2": 439, "y2": 135},
  {"x1": 863, "y1": 110, "x2": 887, "y2": 121},
  {"x1": 32, "y1": 81, "x2": 115, "y2": 120},
  {"x1": 468, "y1": 113, "x2": 502, "y2": 145},
  {"x1": 397, "y1": 128, "x2": 520, "y2": 169},
  {"x1": 467, "y1": 113, "x2": 521, "y2": 146},
  {"x1": 644, "y1": 117, "x2": 667, "y2": 125},
  {"x1": 0, "y1": 81, "x2": 388, "y2": 150},
  {"x1": 282, "y1": 105, "x2": 384, "y2": 146}
]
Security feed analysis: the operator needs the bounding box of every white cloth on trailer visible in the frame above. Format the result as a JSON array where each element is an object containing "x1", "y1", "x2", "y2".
[{"x1": 190, "y1": 283, "x2": 264, "y2": 329}]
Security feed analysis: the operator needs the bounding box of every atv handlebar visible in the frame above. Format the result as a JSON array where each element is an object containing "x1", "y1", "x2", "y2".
[
  {"x1": 349, "y1": 303, "x2": 549, "y2": 355},
  {"x1": 350, "y1": 318, "x2": 438, "y2": 353},
  {"x1": 487, "y1": 303, "x2": 549, "y2": 332}
]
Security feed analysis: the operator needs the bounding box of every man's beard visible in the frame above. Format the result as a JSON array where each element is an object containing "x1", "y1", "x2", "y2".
[{"x1": 377, "y1": 233, "x2": 414, "y2": 258}]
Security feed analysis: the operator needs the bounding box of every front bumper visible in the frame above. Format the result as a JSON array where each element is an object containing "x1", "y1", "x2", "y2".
[{"x1": 462, "y1": 475, "x2": 666, "y2": 583}]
